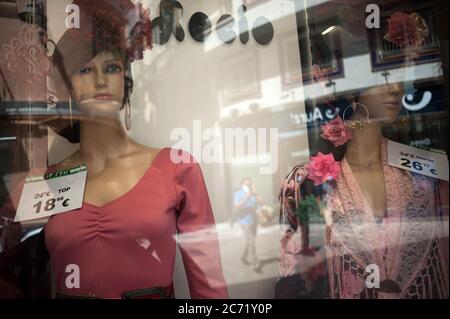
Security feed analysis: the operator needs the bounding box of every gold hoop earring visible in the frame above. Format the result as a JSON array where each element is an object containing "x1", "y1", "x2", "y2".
[
  {"x1": 343, "y1": 102, "x2": 370, "y2": 130},
  {"x1": 400, "y1": 110, "x2": 410, "y2": 123},
  {"x1": 125, "y1": 102, "x2": 131, "y2": 131}
]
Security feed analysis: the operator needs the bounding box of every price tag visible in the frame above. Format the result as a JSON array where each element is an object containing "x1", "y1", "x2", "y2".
[
  {"x1": 387, "y1": 140, "x2": 449, "y2": 181},
  {"x1": 14, "y1": 165, "x2": 87, "y2": 222}
]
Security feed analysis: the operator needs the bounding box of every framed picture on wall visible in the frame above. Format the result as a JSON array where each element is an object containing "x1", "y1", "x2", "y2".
[
  {"x1": 279, "y1": 30, "x2": 344, "y2": 87},
  {"x1": 301, "y1": 20, "x2": 344, "y2": 85},
  {"x1": 368, "y1": 4, "x2": 441, "y2": 71},
  {"x1": 279, "y1": 32, "x2": 303, "y2": 86},
  {"x1": 281, "y1": 2, "x2": 345, "y2": 87}
]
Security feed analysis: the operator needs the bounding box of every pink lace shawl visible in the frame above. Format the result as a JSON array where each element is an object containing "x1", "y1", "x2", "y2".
[{"x1": 279, "y1": 138, "x2": 449, "y2": 298}]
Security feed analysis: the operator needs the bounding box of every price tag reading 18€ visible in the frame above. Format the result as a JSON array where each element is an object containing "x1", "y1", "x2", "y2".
[
  {"x1": 387, "y1": 140, "x2": 449, "y2": 181},
  {"x1": 14, "y1": 165, "x2": 87, "y2": 222}
]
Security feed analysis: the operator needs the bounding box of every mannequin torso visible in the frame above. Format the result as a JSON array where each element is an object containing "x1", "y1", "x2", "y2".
[
  {"x1": 348, "y1": 163, "x2": 387, "y2": 218},
  {"x1": 53, "y1": 142, "x2": 161, "y2": 208},
  {"x1": 345, "y1": 122, "x2": 388, "y2": 219}
]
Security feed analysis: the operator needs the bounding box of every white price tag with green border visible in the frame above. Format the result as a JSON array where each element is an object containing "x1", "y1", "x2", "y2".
[
  {"x1": 387, "y1": 140, "x2": 449, "y2": 181},
  {"x1": 14, "y1": 165, "x2": 87, "y2": 222}
]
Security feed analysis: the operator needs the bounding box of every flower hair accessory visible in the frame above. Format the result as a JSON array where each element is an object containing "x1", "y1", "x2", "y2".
[
  {"x1": 59, "y1": 0, "x2": 152, "y2": 63},
  {"x1": 320, "y1": 116, "x2": 352, "y2": 146},
  {"x1": 306, "y1": 152, "x2": 341, "y2": 186}
]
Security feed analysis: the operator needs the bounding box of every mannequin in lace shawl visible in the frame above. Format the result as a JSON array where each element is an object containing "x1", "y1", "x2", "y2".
[{"x1": 278, "y1": 82, "x2": 449, "y2": 299}]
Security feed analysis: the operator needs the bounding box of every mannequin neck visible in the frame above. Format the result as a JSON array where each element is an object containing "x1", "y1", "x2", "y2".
[
  {"x1": 345, "y1": 122, "x2": 383, "y2": 168},
  {"x1": 78, "y1": 116, "x2": 133, "y2": 162}
]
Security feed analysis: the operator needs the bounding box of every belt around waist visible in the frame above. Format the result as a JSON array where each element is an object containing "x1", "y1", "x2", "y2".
[{"x1": 56, "y1": 282, "x2": 175, "y2": 299}]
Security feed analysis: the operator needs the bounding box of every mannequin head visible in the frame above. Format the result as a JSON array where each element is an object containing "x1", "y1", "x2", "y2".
[
  {"x1": 70, "y1": 49, "x2": 129, "y2": 118},
  {"x1": 312, "y1": 81, "x2": 407, "y2": 162},
  {"x1": 352, "y1": 82, "x2": 404, "y2": 125},
  {"x1": 48, "y1": 0, "x2": 151, "y2": 143}
]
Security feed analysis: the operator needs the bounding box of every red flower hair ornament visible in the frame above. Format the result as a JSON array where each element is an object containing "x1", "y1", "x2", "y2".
[
  {"x1": 306, "y1": 153, "x2": 341, "y2": 186},
  {"x1": 320, "y1": 116, "x2": 352, "y2": 147},
  {"x1": 66, "y1": 0, "x2": 153, "y2": 62}
]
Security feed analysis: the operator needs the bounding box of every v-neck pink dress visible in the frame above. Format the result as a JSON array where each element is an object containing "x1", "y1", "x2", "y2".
[{"x1": 43, "y1": 148, "x2": 228, "y2": 298}]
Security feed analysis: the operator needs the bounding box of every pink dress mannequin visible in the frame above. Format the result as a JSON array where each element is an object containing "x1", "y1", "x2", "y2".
[
  {"x1": 1, "y1": 149, "x2": 229, "y2": 299},
  {"x1": 279, "y1": 138, "x2": 449, "y2": 299}
]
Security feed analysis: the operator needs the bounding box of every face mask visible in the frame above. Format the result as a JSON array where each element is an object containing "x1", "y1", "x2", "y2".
[{"x1": 242, "y1": 185, "x2": 250, "y2": 193}]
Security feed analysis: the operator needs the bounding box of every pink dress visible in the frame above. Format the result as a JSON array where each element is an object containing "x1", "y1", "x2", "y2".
[{"x1": 2, "y1": 148, "x2": 228, "y2": 299}]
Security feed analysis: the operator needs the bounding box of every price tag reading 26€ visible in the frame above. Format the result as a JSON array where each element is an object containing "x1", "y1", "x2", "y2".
[
  {"x1": 387, "y1": 140, "x2": 449, "y2": 181},
  {"x1": 14, "y1": 165, "x2": 87, "y2": 222}
]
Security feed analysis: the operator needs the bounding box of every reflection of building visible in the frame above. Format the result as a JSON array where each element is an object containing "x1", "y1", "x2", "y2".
[
  {"x1": 295, "y1": 0, "x2": 448, "y2": 153},
  {"x1": 128, "y1": 0, "x2": 449, "y2": 226},
  {"x1": 211, "y1": 0, "x2": 449, "y2": 223}
]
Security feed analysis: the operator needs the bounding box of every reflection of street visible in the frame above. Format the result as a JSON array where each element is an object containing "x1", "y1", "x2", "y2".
[
  {"x1": 216, "y1": 222, "x2": 325, "y2": 298},
  {"x1": 216, "y1": 218, "x2": 449, "y2": 298},
  {"x1": 175, "y1": 217, "x2": 449, "y2": 298}
]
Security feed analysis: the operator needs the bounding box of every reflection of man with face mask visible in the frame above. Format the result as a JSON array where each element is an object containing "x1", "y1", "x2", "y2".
[{"x1": 233, "y1": 178, "x2": 263, "y2": 272}]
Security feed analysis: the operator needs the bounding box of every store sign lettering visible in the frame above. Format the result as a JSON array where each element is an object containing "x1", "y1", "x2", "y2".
[
  {"x1": 290, "y1": 107, "x2": 340, "y2": 125},
  {"x1": 65, "y1": 1, "x2": 274, "y2": 45},
  {"x1": 152, "y1": 0, "x2": 274, "y2": 45}
]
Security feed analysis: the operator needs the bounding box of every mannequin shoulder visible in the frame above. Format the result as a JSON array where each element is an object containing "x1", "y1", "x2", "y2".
[
  {"x1": 125, "y1": 144, "x2": 165, "y2": 169},
  {"x1": 133, "y1": 144, "x2": 162, "y2": 159}
]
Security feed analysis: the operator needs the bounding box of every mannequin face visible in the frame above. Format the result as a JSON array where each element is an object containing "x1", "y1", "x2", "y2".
[
  {"x1": 70, "y1": 50, "x2": 125, "y2": 117},
  {"x1": 355, "y1": 82, "x2": 404, "y2": 124}
]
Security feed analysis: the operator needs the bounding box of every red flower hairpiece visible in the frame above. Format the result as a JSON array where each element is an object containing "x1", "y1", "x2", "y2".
[
  {"x1": 306, "y1": 152, "x2": 341, "y2": 186},
  {"x1": 320, "y1": 116, "x2": 352, "y2": 147},
  {"x1": 68, "y1": 0, "x2": 152, "y2": 62}
]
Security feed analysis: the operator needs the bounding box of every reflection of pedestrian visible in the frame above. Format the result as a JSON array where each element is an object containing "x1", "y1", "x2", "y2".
[{"x1": 233, "y1": 178, "x2": 263, "y2": 272}]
